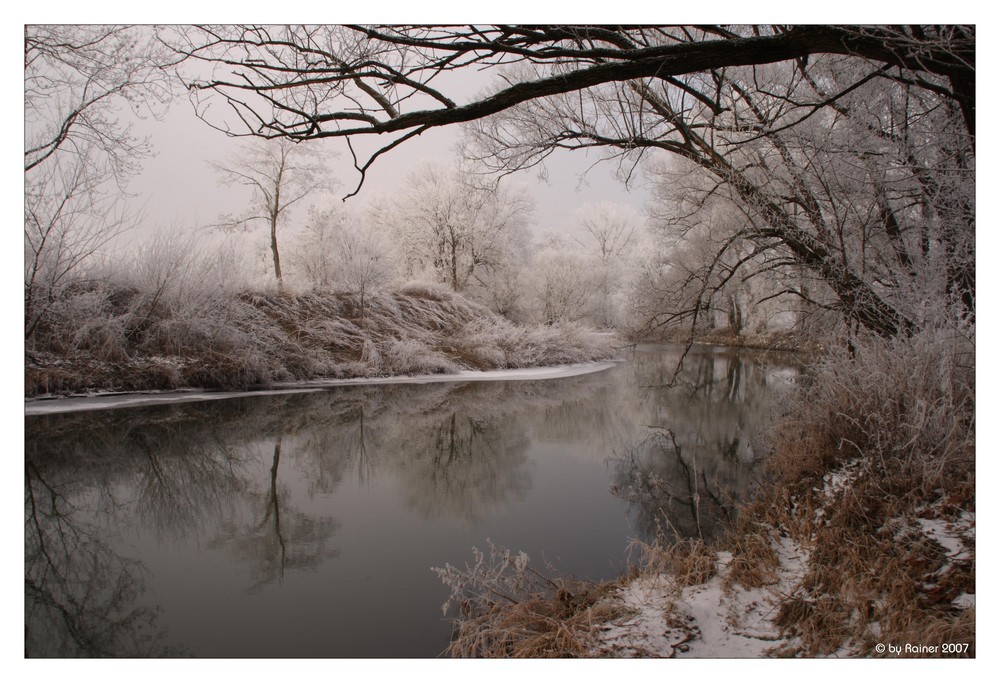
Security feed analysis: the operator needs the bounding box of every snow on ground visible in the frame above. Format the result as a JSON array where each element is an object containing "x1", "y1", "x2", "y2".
[
  {"x1": 290, "y1": 361, "x2": 618, "y2": 386},
  {"x1": 592, "y1": 536, "x2": 809, "y2": 658},
  {"x1": 24, "y1": 361, "x2": 618, "y2": 415},
  {"x1": 914, "y1": 511, "x2": 975, "y2": 561}
]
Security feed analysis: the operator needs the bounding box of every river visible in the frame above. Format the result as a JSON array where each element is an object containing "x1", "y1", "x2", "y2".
[{"x1": 24, "y1": 344, "x2": 800, "y2": 657}]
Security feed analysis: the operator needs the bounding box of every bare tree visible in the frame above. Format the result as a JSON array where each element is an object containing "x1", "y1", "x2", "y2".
[
  {"x1": 287, "y1": 206, "x2": 343, "y2": 289},
  {"x1": 25, "y1": 25, "x2": 176, "y2": 341},
  {"x1": 211, "y1": 138, "x2": 333, "y2": 284},
  {"x1": 172, "y1": 24, "x2": 974, "y2": 337},
  {"x1": 25, "y1": 25, "x2": 175, "y2": 179},
  {"x1": 368, "y1": 163, "x2": 532, "y2": 293},
  {"x1": 531, "y1": 236, "x2": 600, "y2": 325},
  {"x1": 573, "y1": 201, "x2": 640, "y2": 328},
  {"x1": 335, "y1": 217, "x2": 395, "y2": 322},
  {"x1": 172, "y1": 25, "x2": 973, "y2": 150}
]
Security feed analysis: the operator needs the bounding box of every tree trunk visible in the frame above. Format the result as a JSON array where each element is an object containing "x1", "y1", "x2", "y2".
[{"x1": 270, "y1": 208, "x2": 282, "y2": 284}]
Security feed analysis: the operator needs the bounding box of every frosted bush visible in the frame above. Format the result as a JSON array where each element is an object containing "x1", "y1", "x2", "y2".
[
  {"x1": 360, "y1": 338, "x2": 383, "y2": 375},
  {"x1": 28, "y1": 277, "x2": 614, "y2": 395},
  {"x1": 779, "y1": 324, "x2": 974, "y2": 476},
  {"x1": 432, "y1": 540, "x2": 548, "y2": 618},
  {"x1": 382, "y1": 338, "x2": 460, "y2": 376}
]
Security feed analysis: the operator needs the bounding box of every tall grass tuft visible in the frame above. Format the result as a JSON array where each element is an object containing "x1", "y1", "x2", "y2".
[{"x1": 432, "y1": 540, "x2": 624, "y2": 657}]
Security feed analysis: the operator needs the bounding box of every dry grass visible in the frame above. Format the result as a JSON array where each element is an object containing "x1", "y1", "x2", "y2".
[
  {"x1": 25, "y1": 280, "x2": 612, "y2": 397},
  {"x1": 446, "y1": 586, "x2": 628, "y2": 658},
  {"x1": 747, "y1": 326, "x2": 976, "y2": 657},
  {"x1": 723, "y1": 527, "x2": 780, "y2": 590},
  {"x1": 626, "y1": 537, "x2": 716, "y2": 588},
  {"x1": 433, "y1": 541, "x2": 628, "y2": 657}
]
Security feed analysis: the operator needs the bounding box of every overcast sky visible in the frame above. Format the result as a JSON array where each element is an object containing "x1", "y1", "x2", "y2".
[{"x1": 124, "y1": 58, "x2": 651, "y2": 247}]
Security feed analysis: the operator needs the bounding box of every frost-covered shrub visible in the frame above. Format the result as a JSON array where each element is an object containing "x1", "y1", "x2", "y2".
[
  {"x1": 37, "y1": 286, "x2": 132, "y2": 361},
  {"x1": 382, "y1": 338, "x2": 460, "y2": 376},
  {"x1": 450, "y1": 318, "x2": 613, "y2": 369},
  {"x1": 770, "y1": 323, "x2": 974, "y2": 487}
]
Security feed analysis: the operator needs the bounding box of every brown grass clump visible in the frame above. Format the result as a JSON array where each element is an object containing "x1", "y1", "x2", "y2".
[
  {"x1": 446, "y1": 585, "x2": 628, "y2": 658},
  {"x1": 724, "y1": 528, "x2": 780, "y2": 590},
  {"x1": 627, "y1": 537, "x2": 717, "y2": 588},
  {"x1": 433, "y1": 540, "x2": 628, "y2": 657}
]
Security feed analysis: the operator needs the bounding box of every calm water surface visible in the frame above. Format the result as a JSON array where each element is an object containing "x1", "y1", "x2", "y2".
[{"x1": 25, "y1": 344, "x2": 800, "y2": 657}]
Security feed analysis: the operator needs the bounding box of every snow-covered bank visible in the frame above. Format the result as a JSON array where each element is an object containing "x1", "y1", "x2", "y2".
[
  {"x1": 591, "y1": 537, "x2": 809, "y2": 657},
  {"x1": 438, "y1": 328, "x2": 975, "y2": 659},
  {"x1": 24, "y1": 361, "x2": 618, "y2": 415},
  {"x1": 289, "y1": 361, "x2": 618, "y2": 386},
  {"x1": 589, "y1": 473, "x2": 976, "y2": 658}
]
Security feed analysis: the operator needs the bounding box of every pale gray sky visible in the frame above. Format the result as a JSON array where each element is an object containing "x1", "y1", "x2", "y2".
[{"x1": 125, "y1": 58, "x2": 650, "y2": 244}]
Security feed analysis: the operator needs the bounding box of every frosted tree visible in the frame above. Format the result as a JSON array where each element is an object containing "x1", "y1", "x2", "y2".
[
  {"x1": 530, "y1": 236, "x2": 600, "y2": 325},
  {"x1": 175, "y1": 24, "x2": 974, "y2": 337},
  {"x1": 211, "y1": 138, "x2": 333, "y2": 285},
  {"x1": 572, "y1": 201, "x2": 641, "y2": 328},
  {"x1": 288, "y1": 206, "x2": 347, "y2": 289},
  {"x1": 334, "y1": 218, "x2": 395, "y2": 322},
  {"x1": 24, "y1": 25, "x2": 176, "y2": 341},
  {"x1": 288, "y1": 206, "x2": 395, "y2": 319},
  {"x1": 636, "y1": 159, "x2": 778, "y2": 336},
  {"x1": 368, "y1": 163, "x2": 532, "y2": 294}
]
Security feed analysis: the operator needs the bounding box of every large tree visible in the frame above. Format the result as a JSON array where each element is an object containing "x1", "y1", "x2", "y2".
[{"x1": 171, "y1": 25, "x2": 974, "y2": 336}]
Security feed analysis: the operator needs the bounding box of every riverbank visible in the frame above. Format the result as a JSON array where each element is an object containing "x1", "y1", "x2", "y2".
[
  {"x1": 25, "y1": 284, "x2": 613, "y2": 398},
  {"x1": 24, "y1": 361, "x2": 618, "y2": 415},
  {"x1": 642, "y1": 327, "x2": 826, "y2": 355},
  {"x1": 437, "y1": 326, "x2": 975, "y2": 657}
]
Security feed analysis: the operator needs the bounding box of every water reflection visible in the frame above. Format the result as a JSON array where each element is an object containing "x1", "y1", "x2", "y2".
[
  {"x1": 209, "y1": 435, "x2": 341, "y2": 593},
  {"x1": 610, "y1": 346, "x2": 797, "y2": 542},
  {"x1": 24, "y1": 344, "x2": 800, "y2": 657}
]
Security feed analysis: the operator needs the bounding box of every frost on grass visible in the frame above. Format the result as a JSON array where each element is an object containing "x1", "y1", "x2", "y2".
[
  {"x1": 25, "y1": 282, "x2": 613, "y2": 397},
  {"x1": 432, "y1": 540, "x2": 624, "y2": 657},
  {"x1": 433, "y1": 540, "x2": 536, "y2": 618}
]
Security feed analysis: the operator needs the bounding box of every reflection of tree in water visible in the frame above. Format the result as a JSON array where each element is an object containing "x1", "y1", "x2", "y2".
[
  {"x1": 25, "y1": 459, "x2": 175, "y2": 657},
  {"x1": 612, "y1": 347, "x2": 798, "y2": 544},
  {"x1": 29, "y1": 406, "x2": 255, "y2": 539},
  {"x1": 397, "y1": 408, "x2": 532, "y2": 522},
  {"x1": 23, "y1": 405, "x2": 267, "y2": 656},
  {"x1": 30, "y1": 360, "x2": 768, "y2": 655},
  {"x1": 527, "y1": 373, "x2": 636, "y2": 459},
  {"x1": 254, "y1": 383, "x2": 540, "y2": 524},
  {"x1": 293, "y1": 400, "x2": 383, "y2": 494},
  {"x1": 612, "y1": 428, "x2": 751, "y2": 543},
  {"x1": 211, "y1": 435, "x2": 340, "y2": 593}
]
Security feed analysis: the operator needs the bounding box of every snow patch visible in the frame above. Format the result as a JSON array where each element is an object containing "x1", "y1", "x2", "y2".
[
  {"x1": 289, "y1": 361, "x2": 618, "y2": 387},
  {"x1": 591, "y1": 535, "x2": 809, "y2": 658},
  {"x1": 25, "y1": 361, "x2": 618, "y2": 415}
]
